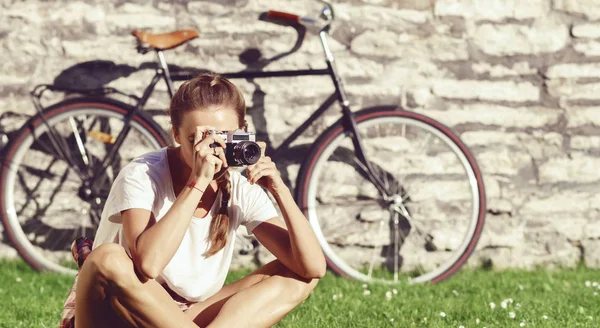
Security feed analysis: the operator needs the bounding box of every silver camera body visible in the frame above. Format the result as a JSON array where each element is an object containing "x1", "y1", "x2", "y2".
[{"x1": 210, "y1": 130, "x2": 261, "y2": 167}]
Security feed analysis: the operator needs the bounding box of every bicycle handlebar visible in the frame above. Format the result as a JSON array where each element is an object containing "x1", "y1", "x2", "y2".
[
  {"x1": 267, "y1": 10, "x2": 300, "y2": 23},
  {"x1": 266, "y1": 10, "x2": 318, "y2": 25}
]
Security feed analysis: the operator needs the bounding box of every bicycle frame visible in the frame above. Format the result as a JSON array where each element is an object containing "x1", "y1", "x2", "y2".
[{"x1": 38, "y1": 13, "x2": 393, "y2": 199}]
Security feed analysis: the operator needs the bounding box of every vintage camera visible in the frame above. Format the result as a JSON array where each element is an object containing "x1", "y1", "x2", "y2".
[{"x1": 210, "y1": 130, "x2": 261, "y2": 166}]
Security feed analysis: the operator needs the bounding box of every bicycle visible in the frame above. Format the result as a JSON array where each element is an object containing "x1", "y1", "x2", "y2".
[{"x1": 0, "y1": 1, "x2": 486, "y2": 284}]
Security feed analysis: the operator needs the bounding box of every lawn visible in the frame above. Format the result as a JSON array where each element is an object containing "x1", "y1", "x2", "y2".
[{"x1": 1, "y1": 259, "x2": 599, "y2": 327}]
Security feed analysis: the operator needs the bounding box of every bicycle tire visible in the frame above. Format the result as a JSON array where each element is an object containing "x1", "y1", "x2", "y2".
[
  {"x1": 0, "y1": 97, "x2": 169, "y2": 275},
  {"x1": 295, "y1": 106, "x2": 486, "y2": 284}
]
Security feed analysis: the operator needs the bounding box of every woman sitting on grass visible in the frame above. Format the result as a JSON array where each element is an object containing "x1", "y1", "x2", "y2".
[{"x1": 73, "y1": 73, "x2": 326, "y2": 327}]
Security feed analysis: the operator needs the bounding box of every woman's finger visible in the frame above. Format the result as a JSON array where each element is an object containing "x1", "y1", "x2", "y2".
[
  {"x1": 212, "y1": 134, "x2": 227, "y2": 149},
  {"x1": 214, "y1": 146, "x2": 228, "y2": 167},
  {"x1": 248, "y1": 165, "x2": 274, "y2": 183},
  {"x1": 257, "y1": 141, "x2": 267, "y2": 158},
  {"x1": 250, "y1": 168, "x2": 276, "y2": 184},
  {"x1": 194, "y1": 126, "x2": 213, "y2": 146},
  {"x1": 247, "y1": 162, "x2": 266, "y2": 176},
  {"x1": 199, "y1": 148, "x2": 214, "y2": 157}
]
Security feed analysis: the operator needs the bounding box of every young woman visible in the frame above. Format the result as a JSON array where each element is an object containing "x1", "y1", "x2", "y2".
[{"x1": 74, "y1": 73, "x2": 326, "y2": 327}]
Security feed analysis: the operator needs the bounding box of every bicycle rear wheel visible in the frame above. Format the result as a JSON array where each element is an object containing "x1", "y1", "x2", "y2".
[
  {"x1": 296, "y1": 107, "x2": 486, "y2": 284},
  {"x1": 0, "y1": 98, "x2": 168, "y2": 275}
]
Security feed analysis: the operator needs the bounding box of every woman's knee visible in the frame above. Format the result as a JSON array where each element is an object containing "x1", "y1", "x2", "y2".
[{"x1": 84, "y1": 243, "x2": 135, "y2": 286}]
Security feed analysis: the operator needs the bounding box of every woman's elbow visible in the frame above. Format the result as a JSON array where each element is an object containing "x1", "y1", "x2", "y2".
[
  {"x1": 134, "y1": 254, "x2": 161, "y2": 280},
  {"x1": 303, "y1": 259, "x2": 327, "y2": 279}
]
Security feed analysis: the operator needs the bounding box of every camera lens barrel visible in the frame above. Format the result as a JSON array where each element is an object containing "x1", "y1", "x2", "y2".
[{"x1": 233, "y1": 141, "x2": 261, "y2": 165}]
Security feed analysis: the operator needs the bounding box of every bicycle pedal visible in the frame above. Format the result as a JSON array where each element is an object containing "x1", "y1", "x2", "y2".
[{"x1": 88, "y1": 131, "x2": 116, "y2": 144}]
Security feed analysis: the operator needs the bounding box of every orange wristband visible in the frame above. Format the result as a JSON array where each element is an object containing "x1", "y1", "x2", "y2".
[{"x1": 187, "y1": 180, "x2": 204, "y2": 193}]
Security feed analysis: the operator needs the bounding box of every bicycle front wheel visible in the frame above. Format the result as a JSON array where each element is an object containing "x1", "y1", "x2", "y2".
[
  {"x1": 296, "y1": 107, "x2": 486, "y2": 284},
  {"x1": 0, "y1": 98, "x2": 168, "y2": 275}
]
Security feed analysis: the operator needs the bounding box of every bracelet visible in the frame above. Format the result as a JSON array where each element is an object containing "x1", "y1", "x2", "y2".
[{"x1": 187, "y1": 180, "x2": 204, "y2": 193}]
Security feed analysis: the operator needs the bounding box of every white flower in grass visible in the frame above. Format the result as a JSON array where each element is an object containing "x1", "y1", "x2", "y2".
[
  {"x1": 385, "y1": 291, "x2": 393, "y2": 300},
  {"x1": 15, "y1": 277, "x2": 22, "y2": 283},
  {"x1": 423, "y1": 317, "x2": 427, "y2": 322},
  {"x1": 332, "y1": 293, "x2": 343, "y2": 301},
  {"x1": 519, "y1": 284, "x2": 524, "y2": 290},
  {"x1": 501, "y1": 301, "x2": 507, "y2": 309},
  {"x1": 362, "y1": 283, "x2": 368, "y2": 289},
  {"x1": 363, "y1": 289, "x2": 371, "y2": 296},
  {"x1": 476, "y1": 318, "x2": 480, "y2": 324},
  {"x1": 520, "y1": 321, "x2": 526, "y2": 327},
  {"x1": 389, "y1": 318, "x2": 395, "y2": 323},
  {"x1": 516, "y1": 303, "x2": 521, "y2": 308},
  {"x1": 586, "y1": 281, "x2": 592, "y2": 287},
  {"x1": 507, "y1": 298, "x2": 514, "y2": 304},
  {"x1": 440, "y1": 312, "x2": 447, "y2": 318},
  {"x1": 489, "y1": 302, "x2": 496, "y2": 309},
  {"x1": 542, "y1": 315, "x2": 548, "y2": 319},
  {"x1": 459, "y1": 326, "x2": 465, "y2": 328},
  {"x1": 392, "y1": 288, "x2": 398, "y2": 295},
  {"x1": 593, "y1": 282, "x2": 598, "y2": 287},
  {"x1": 452, "y1": 290, "x2": 459, "y2": 296},
  {"x1": 509, "y1": 312, "x2": 516, "y2": 319}
]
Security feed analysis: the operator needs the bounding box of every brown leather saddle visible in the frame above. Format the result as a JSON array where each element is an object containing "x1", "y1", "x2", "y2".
[{"x1": 131, "y1": 29, "x2": 199, "y2": 51}]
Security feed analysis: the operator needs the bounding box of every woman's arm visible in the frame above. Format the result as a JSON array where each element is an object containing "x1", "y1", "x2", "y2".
[
  {"x1": 248, "y1": 145, "x2": 326, "y2": 279},
  {"x1": 122, "y1": 178, "x2": 209, "y2": 280}
]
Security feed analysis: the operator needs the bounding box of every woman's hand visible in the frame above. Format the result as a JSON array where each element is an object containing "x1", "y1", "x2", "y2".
[
  {"x1": 191, "y1": 126, "x2": 228, "y2": 182},
  {"x1": 246, "y1": 142, "x2": 286, "y2": 193}
]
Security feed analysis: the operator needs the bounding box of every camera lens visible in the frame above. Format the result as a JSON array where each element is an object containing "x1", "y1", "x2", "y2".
[{"x1": 234, "y1": 141, "x2": 261, "y2": 165}]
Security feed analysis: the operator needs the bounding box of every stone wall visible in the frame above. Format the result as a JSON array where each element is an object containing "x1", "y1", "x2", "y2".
[{"x1": 1, "y1": 0, "x2": 599, "y2": 271}]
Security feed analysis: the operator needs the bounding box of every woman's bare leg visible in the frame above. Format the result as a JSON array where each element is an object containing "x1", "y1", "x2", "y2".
[
  {"x1": 185, "y1": 260, "x2": 319, "y2": 328},
  {"x1": 75, "y1": 243, "x2": 198, "y2": 328}
]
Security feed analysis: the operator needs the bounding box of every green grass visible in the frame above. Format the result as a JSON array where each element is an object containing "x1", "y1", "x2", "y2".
[{"x1": 1, "y1": 259, "x2": 600, "y2": 327}]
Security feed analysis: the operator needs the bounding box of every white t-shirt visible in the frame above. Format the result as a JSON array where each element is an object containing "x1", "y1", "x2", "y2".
[{"x1": 93, "y1": 147, "x2": 278, "y2": 302}]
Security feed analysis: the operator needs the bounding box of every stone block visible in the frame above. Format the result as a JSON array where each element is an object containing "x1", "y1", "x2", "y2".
[
  {"x1": 566, "y1": 107, "x2": 600, "y2": 127},
  {"x1": 462, "y1": 131, "x2": 564, "y2": 161},
  {"x1": 336, "y1": 3, "x2": 431, "y2": 27},
  {"x1": 105, "y1": 3, "x2": 176, "y2": 31},
  {"x1": 521, "y1": 191, "x2": 594, "y2": 214},
  {"x1": 574, "y1": 41, "x2": 600, "y2": 56},
  {"x1": 554, "y1": 0, "x2": 600, "y2": 20},
  {"x1": 472, "y1": 19, "x2": 569, "y2": 56},
  {"x1": 470, "y1": 239, "x2": 580, "y2": 270},
  {"x1": 552, "y1": 218, "x2": 587, "y2": 241},
  {"x1": 472, "y1": 61, "x2": 537, "y2": 77},
  {"x1": 477, "y1": 148, "x2": 532, "y2": 176},
  {"x1": 582, "y1": 240, "x2": 600, "y2": 267},
  {"x1": 483, "y1": 176, "x2": 502, "y2": 199},
  {"x1": 351, "y1": 30, "x2": 469, "y2": 61},
  {"x1": 435, "y1": 0, "x2": 548, "y2": 21},
  {"x1": 417, "y1": 104, "x2": 560, "y2": 128},
  {"x1": 432, "y1": 80, "x2": 539, "y2": 102},
  {"x1": 546, "y1": 63, "x2": 600, "y2": 79},
  {"x1": 584, "y1": 221, "x2": 600, "y2": 239},
  {"x1": 0, "y1": 242, "x2": 18, "y2": 260},
  {"x1": 572, "y1": 23, "x2": 600, "y2": 38},
  {"x1": 571, "y1": 136, "x2": 600, "y2": 150},
  {"x1": 548, "y1": 81, "x2": 600, "y2": 102}
]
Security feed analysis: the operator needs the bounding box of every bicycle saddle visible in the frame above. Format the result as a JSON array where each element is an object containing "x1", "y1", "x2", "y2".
[{"x1": 131, "y1": 29, "x2": 199, "y2": 51}]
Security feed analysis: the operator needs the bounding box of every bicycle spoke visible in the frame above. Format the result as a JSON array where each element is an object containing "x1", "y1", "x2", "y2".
[{"x1": 68, "y1": 116, "x2": 90, "y2": 167}]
